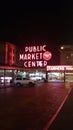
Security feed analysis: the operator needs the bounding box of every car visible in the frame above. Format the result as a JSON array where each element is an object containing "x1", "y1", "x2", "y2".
[
  {"x1": 12, "y1": 77, "x2": 36, "y2": 87},
  {"x1": 30, "y1": 76, "x2": 42, "y2": 81}
]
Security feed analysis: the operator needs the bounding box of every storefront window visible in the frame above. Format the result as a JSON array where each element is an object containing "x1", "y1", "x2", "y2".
[
  {"x1": 48, "y1": 72, "x2": 64, "y2": 82},
  {"x1": 29, "y1": 71, "x2": 46, "y2": 81}
]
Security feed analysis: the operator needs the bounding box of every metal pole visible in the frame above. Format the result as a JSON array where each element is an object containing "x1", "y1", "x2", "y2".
[
  {"x1": 45, "y1": 71, "x2": 48, "y2": 82},
  {"x1": 4, "y1": 69, "x2": 5, "y2": 88},
  {"x1": 64, "y1": 69, "x2": 65, "y2": 83}
]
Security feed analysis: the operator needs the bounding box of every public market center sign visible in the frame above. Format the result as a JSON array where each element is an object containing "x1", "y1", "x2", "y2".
[{"x1": 19, "y1": 45, "x2": 52, "y2": 68}]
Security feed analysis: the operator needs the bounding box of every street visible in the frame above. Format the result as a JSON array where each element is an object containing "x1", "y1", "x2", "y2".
[{"x1": 0, "y1": 82, "x2": 71, "y2": 130}]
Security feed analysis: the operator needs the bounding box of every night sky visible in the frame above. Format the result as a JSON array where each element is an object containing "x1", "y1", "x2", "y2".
[{"x1": 0, "y1": 1, "x2": 73, "y2": 48}]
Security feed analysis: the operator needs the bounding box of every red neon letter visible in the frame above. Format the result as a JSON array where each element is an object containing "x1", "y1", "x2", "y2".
[
  {"x1": 43, "y1": 45, "x2": 46, "y2": 51},
  {"x1": 44, "y1": 61, "x2": 47, "y2": 67},
  {"x1": 33, "y1": 46, "x2": 36, "y2": 52},
  {"x1": 37, "y1": 46, "x2": 40, "y2": 52},
  {"x1": 24, "y1": 61, "x2": 27, "y2": 67},
  {"x1": 36, "y1": 53, "x2": 39, "y2": 60},
  {"x1": 28, "y1": 54, "x2": 31, "y2": 60},
  {"x1": 32, "y1": 53, "x2": 35, "y2": 60},
  {"x1": 32, "y1": 61, "x2": 36, "y2": 67},
  {"x1": 19, "y1": 54, "x2": 24, "y2": 60},
  {"x1": 37, "y1": 61, "x2": 43, "y2": 67},
  {"x1": 24, "y1": 54, "x2": 28, "y2": 60},
  {"x1": 25, "y1": 47, "x2": 28, "y2": 52},
  {"x1": 39, "y1": 53, "x2": 43, "y2": 59},
  {"x1": 28, "y1": 61, "x2": 31, "y2": 67},
  {"x1": 29, "y1": 47, "x2": 32, "y2": 52}
]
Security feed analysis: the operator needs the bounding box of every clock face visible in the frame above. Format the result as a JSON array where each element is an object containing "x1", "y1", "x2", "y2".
[{"x1": 43, "y1": 51, "x2": 52, "y2": 61}]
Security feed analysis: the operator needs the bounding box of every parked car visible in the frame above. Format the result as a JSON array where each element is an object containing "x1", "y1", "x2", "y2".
[
  {"x1": 11, "y1": 77, "x2": 36, "y2": 87},
  {"x1": 30, "y1": 76, "x2": 42, "y2": 82}
]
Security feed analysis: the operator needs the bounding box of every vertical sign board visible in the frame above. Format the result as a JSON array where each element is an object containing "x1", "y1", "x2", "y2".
[{"x1": 5, "y1": 43, "x2": 16, "y2": 66}]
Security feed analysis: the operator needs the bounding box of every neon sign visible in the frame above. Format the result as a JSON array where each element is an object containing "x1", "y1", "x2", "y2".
[
  {"x1": 43, "y1": 51, "x2": 52, "y2": 61},
  {"x1": 46, "y1": 65, "x2": 73, "y2": 71},
  {"x1": 19, "y1": 45, "x2": 52, "y2": 68},
  {"x1": 25, "y1": 45, "x2": 46, "y2": 52},
  {"x1": 5, "y1": 43, "x2": 15, "y2": 66}
]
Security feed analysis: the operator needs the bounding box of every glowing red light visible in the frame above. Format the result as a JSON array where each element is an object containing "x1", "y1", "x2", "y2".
[
  {"x1": 5, "y1": 43, "x2": 15, "y2": 65},
  {"x1": 43, "y1": 51, "x2": 52, "y2": 61}
]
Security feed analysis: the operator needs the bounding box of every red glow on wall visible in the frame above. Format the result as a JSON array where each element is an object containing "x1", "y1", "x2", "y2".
[{"x1": 43, "y1": 51, "x2": 52, "y2": 61}]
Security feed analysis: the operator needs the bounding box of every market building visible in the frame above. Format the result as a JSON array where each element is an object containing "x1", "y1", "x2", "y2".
[
  {"x1": 0, "y1": 42, "x2": 73, "y2": 86},
  {"x1": 46, "y1": 45, "x2": 73, "y2": 82},
  {"x1": 0, "y1": 42, "x2": 52, "y2": 85}
]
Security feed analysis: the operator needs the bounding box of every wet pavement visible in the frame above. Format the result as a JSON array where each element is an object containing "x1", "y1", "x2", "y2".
[
  {"x1": 48, "y1": 85, "x2": 73, "y2": 130},
  {"x1": 0, "y1": 82, "x2": 72, "y2": 130}
]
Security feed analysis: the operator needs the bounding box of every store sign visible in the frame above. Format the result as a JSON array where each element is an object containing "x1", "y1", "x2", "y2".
[
  {"x1": 47, "y1": 65, "x2": 73, "y2": 71},
  {"x1": 19, "y1": 45, "x2": 52, "y2": 68},
  {"x1": 5, "y1": 43, "x2": 15, "y2": 65}
]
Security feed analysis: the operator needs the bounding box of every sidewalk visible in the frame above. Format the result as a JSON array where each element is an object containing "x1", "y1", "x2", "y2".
[{"x1": 48, "y1": 87, "x2": 73, "y2": 130}]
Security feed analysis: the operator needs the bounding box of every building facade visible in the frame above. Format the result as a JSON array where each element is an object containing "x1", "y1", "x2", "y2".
[
  {"x1": 0, "y1": 42, "x2": 49, "y2": 86},
  {"x1": 0, "y1": 42, "x2": 73, "y2": 86},
  {"x1": 46, "y1": 45, "x2": 73, "y2": 82}
]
